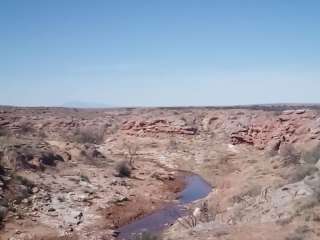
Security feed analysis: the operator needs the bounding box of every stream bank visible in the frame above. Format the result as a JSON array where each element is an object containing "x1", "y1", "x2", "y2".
[{"x1": 116, "y1": 174, "x2": 212, "y2": 240}]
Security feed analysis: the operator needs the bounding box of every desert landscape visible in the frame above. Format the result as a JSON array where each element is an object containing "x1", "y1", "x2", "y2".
[
  {"x1": 2, "y1": 0, "x2": 320, "y2": 239},
  {"x1": 0, "y1": 105, "x2": 320, "y2": 240}
]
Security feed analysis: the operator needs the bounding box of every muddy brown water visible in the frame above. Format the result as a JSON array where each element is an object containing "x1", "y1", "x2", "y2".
[{"x1": 116, "y1": 174, "x2": 212, "y2": 240}]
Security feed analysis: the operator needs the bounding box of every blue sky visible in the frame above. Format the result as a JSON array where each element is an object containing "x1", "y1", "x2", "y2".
[{"x1": 1, "y1": 0, "x2": 320, "y2": 107}]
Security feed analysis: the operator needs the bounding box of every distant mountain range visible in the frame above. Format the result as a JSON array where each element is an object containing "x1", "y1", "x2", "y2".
[
  {"x1": 61, "y1": 101, "x2": 113, "y2": 108},
  {"x1": 1, "y1": 102, "x2": 320, "y2": 110}
]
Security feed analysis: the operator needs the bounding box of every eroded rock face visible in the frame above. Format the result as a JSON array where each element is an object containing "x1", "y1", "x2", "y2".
[
  {"x1": 230, "y1": 109, "x2": 320, "y2": 150},
  {"x1": 121, "y1": 119, "x2": 197, "y2": 136}
]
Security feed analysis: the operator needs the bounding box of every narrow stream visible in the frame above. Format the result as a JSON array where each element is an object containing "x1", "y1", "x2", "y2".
[{"x1": 116, "y1": 174, "x2": 212, "y2": 240}]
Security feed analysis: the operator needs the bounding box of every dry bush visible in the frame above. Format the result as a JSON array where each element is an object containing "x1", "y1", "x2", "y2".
[
  {"x1": 265, "y1": 140, "x2": 281, "y2": 157},
  {"x1": 105, "y1": 122, "x2": 120, "y2": 135},
  {"x1": 0, "y1": 136, "x2": 25, "y2": 171},
  {"x1": 167, "y1": 133, "x2": 178, "y2": 151},
  {"x1": 167, "y1": 138, "x2": 178, "y2": 151},
  {"x1": 0, "y1": 128, "x2": 8, "y2": 137},
  {"x1": 231, "y1": 184, "x2": 262, "y2": 204},
  {"x1": 292, "y1": 196, "x2": 320, "y2": 220},
  {"x1": 0, "y1": 136, "x2": 15, "y2": 147},
  {"x1": 216, "y1": 153, "x2": 237, "y2": 174},
  {"x1": 177, "y1": 213, "x2": 199, "y2": 229},
  {"x1": 279, "y1": 144, "x2": 301, "y2": 166},
  {"x1": 301, "y1": 144, "x2": 320, "y2": 164},
  {"x1": 123, "y1": 141, "x2": 139, "y2": 168},
  {"x1": 14, "y1": 174, "x2": 35, "y2": 188},
  {"x1": 287, "y1": 165, "x2": 318, "y2": 183},
  {"x1": 286, "y1": 225, "x2": 311, "y2": 240},
  {"x1": 115, "y1": 160, "x2": 131, "y2": 177},
  {"x1": 285, "y1": 234, "x2": 304, "y2": 240},
  {"x1": 80, "y1": 174, "x2": 90, "y2": 183},
  {"x1": 176, "y1": 201, "x2": 215, "y2": 229},
  {"x1": 73, "y1": 126, "x2": 105, "y2": 144},
  {"x1": 38, "y1": 130, "x2": 47, "y2": 139},
  {"x1": 17, "y1": 121, "x2": 34, "y2": 135}
]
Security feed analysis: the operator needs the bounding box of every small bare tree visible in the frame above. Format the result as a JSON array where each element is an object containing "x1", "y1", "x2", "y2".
[
  {"x1": 123, "y1": 141, "x2": 139, "y2": 168},
  {"x1": 167, "y1": 133, "x2": 178, "y2": 151}
]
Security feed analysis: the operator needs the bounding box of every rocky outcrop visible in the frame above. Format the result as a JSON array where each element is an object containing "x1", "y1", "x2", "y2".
[
  {"x1": 121, "y1": 119, "x2": 197, "y2": 136},
  {"x1": 230, "y1": 109, "x2": 320, "y2": 149}
]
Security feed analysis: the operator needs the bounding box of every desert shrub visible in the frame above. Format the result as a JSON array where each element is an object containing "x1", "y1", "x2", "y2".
[
  {"x1": 73, "y1": 126, "x2": 105, "y2": 144},
  {"x1": 105, "y1": 122, "x2": 120, "y2": 135},
  {"x1": 0, "y1": 152, "x2": 5, "y2": 175},
  {"x1": 175, "y1": 202, "x2": 215, "y2": 229},
  {"x1": 0, "y1": 128, "x2": 8, "y2": 137},
  {"x1": 286, "y1": 225, "x2": 311, "y2": 240},
  {"x1": 133, "y1": 232, "x2": 161, "y2": 240},
  {"x1": 285, "y1": 234, "x2": 304, "y2": 240},
  {"x1": 123, "y1": 141, "x2": 139, "y2": 168},
  {"x1": 288, "y1": 164, "x2": 319, "y2": 183},
  {"x1": 265, "y1": 140, "x2": 281, "y2": 157},
  {"x1": 279, "y1": 144, "x2": 301, "y2": 166},
  {"x1": 115, "y1": 161, "x2": 131, "y2": 177},
  {"x1": 14, "y1": 174, "x2": 35, "y2": 188},
  {"x1": 0, "y1": 128, "x2": 10, "y2": 151},
  {"x1": 167, "y1": 134, "x2": 178, "y2": 151},
  {"x1": 17, "y1": 121, "x2": 34, "y2": 135},
  {"x1": 232, "y1": 184, "x2": 262, "y2": 203},
  {"x1": 301, "y1": 144, "x2": 320, "y2": 164},
  {"x1": 80, "y1": 174, "x2": 90, "y2": 183},
  {"x1": 177, "y1": 212, "x2": 199, "y2": 229},
  {"x1": 38, "y1": 130, "x2": 47, "y2": 139},
  {"x1": 293, "y1": 196, "x2": 319, "y2": 218}
]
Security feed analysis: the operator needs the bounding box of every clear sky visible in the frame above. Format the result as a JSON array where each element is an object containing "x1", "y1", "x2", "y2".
[{"x1": 1, "y1": 0, "x2": 320, "y2": 107}]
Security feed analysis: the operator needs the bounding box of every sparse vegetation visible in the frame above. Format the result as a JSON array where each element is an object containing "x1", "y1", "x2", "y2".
[
  {"x1": 80, "y1": 174, "x2": 90, "y2": 183},
  {"x1": 301, "y1": 144, "x2": 320, "y2": 164},
  {"x1": 286, "y1": 225, "x2": 310, "y2": 240},
  {"x1": 232, "y1": 184, "x2": 262, "y2": 204},
  {"x1": 17, "y1": 121, "x2": 34, "y2": 135},
  {"x1": 286, "y1": 164, "x2": 318, "y2": 183},
  {"x1": 175, "y1": 201, "x2": 215, "y2": 229},
  {"x1": 73, "y1": 126, "x2": 105, "y2": 144},
  {"x1": 0, "y1": 127, "x2": 8, "y2": 137},
  {"x1": 38, "y1": 129, "x2": 47, "y2": 139},
  {"x1": 133, "y1": 232, "x2": 161, "y2": 240},
  {"x1": 115, "y1": 160, "x2": 131, "y2": 177},
  {"x1": 176, "y1": 212, "x2": 199, "y2": 229},
  {"x1": 14, "y1": 174, "x2": 35, "y2": 188},
  {"x1": 123, "y1": 141, "x2": 139, "y2": 168},
  {"x1": 167, "y1": 134, "x2": 178, "y2": 151},
  {"x1": 3, "y1": 106, "x2": 320, "y2": 239},
  {"x1": 280, "y1": 144, "x2": 301, "y2": 166},
  {"x1": 285, "y1": 235, "x2": 304, "y2": 240},
  {"x1": 0, "y1": 135, "x2": 23, "y2": 149}
]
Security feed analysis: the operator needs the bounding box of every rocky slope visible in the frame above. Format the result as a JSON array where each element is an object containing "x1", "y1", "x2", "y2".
[{"x1": 0, "y1": 106, "x2": 320, "y2": 240}]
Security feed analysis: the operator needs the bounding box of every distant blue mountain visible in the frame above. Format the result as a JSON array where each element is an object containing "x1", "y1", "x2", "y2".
[{"x1": 61, "y1": 101, "x2": 112, "y2": 108}]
